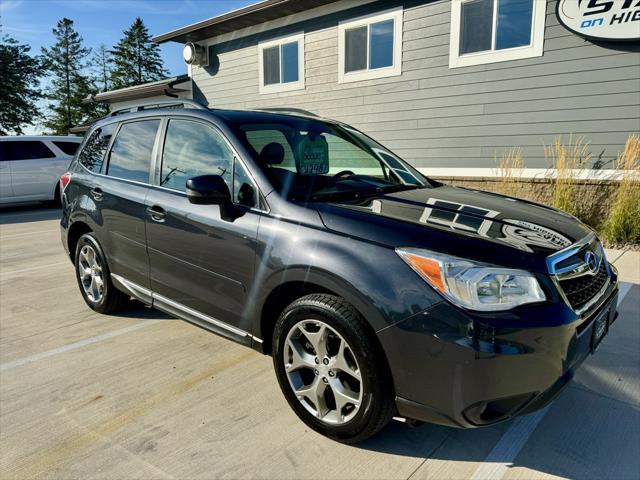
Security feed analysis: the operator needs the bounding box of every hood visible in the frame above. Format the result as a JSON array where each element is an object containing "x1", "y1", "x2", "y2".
[{"x1": 315, "y1": 184, "x2": 591, "y2": 261}]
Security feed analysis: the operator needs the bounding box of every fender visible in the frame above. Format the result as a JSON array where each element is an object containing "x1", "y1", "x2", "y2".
[{"x1": 253, "y1": 264, "x2": 390, "y2": 339}]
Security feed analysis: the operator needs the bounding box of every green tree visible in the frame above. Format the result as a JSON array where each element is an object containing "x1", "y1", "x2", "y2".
[
  {"x1": 111, "y1": 17, "x2": 167, "y2": 89},
  {"x1": 90, "y1": 43, "x2": 113, "y2": 116},
  {"x1": 92, "y1": 43, "x2": 113, "y2": 92},
  {"x1": 0, "y1": 33, "x2": 42, "y2": 135},
  {"x1": 41, "y1": 18, "x2": 95, "y2": 134}
]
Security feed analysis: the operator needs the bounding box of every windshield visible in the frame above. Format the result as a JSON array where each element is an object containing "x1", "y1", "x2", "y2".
[{"x1": 228, "y1": 116, "x2": 429, "y2": 202}]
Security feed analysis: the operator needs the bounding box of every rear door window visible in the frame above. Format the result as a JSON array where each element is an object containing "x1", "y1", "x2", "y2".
[
  {"x1": 2, "y1": 141, "x2": 56, "y2": 160},
  {"x1": 107, "y1": 120, "x2": 160, "y2": 184},
  {"x1": 53, "y1": 141, "x2": 81, "y2": 156},
  {"x1": 78, "y1": 124, "x2": 117, "y2": 173}
]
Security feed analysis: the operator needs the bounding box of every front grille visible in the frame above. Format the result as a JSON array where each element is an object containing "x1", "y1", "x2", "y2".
[{"x1": 558, "y1": 261, "x2": 608, "y2": 310}]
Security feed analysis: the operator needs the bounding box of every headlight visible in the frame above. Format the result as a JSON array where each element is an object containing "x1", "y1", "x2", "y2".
[{"x1": 396, "y1": 248, "x2": 546, "y2": 311}]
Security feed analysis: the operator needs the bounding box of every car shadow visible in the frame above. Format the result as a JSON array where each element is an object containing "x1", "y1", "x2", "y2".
[
  {"x1": 353, "y1": 386, "x2": 639, "y2": 479},
  {"x1": 0, "y1": 205, "x2": 61, "y2": 225},
  {"x1": 109, "y1": 301, "x2": 175, "y2": 321}
]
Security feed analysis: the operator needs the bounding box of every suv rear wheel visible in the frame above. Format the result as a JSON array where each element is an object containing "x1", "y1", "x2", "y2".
[
  {"x1": 74, "y1": 233, "x2": 129, "y2": 313},
  {"x1": 273, "y1": 294, "x2": 395, "y2": 443}
]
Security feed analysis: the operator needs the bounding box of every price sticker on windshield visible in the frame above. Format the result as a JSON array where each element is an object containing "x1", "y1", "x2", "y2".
[{"x1": 296, "y1": 134, "x2": 329, "y2": 175}]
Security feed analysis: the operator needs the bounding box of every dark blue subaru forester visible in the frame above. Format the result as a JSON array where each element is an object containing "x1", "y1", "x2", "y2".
[{"x1": 60, "y1": 101, "x2": 619, "y2": 443}]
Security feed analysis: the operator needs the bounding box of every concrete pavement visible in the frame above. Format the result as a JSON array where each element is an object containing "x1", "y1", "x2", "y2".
[{"x1": 1, "y1": 206, "x2": 638, "y2": 479}]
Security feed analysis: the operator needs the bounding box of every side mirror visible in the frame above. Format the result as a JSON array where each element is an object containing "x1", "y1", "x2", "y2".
[{"x1": 186, "y1": 175, "x2": 230, "y2": 205}]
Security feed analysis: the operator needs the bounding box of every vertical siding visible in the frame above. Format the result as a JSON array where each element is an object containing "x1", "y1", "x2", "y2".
[{"x1": 192, "y1": 0, "x2": 640, "y2": 169}]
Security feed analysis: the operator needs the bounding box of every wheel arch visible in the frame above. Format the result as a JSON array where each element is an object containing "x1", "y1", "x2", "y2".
[
  {"x1": 67, "y1": 221, "x2": 92, "y2": 260},
  {"x1": 256, "y1": 267, "x2": 389, "y2": 356}
]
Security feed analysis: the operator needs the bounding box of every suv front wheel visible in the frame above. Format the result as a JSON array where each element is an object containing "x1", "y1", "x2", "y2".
[
  {"x1": 74, "y1": 233, "x2": 129, "y2": 313},
  {"x1": 273, "y1": 294, "x2": 395, "y2": 443}
]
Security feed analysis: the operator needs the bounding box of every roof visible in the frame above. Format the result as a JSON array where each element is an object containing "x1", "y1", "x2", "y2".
[
  {"x1": 83, "y1": 75, "x2": 190, "y2": 104},
  {"x1": 153, "y1": 0, "x2": 340, "y2": 44}
]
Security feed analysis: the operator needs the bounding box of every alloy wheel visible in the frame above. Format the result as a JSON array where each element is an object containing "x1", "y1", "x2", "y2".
[
  {"x1": 283, "y1": 319, "x2": 363, "y2": 424},
  {"x1": 77, "y1": 244, "x2": 104, "y2": 303}
]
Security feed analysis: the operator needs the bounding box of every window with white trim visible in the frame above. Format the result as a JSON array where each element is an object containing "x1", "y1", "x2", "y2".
[
  {"x1": 338, "y1": 7, "x2": 403, "y2": 83},
  {"x1": 258, "y1": 33, "x2": 305, "y2": 94},
  {"x1": 449, "y1": 0, "x2": 546, "y2": 68}
]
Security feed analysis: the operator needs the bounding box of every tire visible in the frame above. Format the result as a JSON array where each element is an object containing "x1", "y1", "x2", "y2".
[
  {"x1": 272, "y1": 294, "x2": 395, "y2": 443},
  {"x1": 74, "y1": 233, "x2": 129, "y2": 313}
]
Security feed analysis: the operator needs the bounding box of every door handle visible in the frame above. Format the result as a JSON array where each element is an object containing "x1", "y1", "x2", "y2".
[
  {"x1": 146, "y1": 205, "x2": 166, "y2": 222},
  {"x1": 90, "y1": 187, "x2": 103, "y2": 201}
]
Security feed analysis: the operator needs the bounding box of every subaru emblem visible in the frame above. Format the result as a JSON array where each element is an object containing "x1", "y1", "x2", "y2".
[{"x1": 584, "y1": 250, "x2": 600, "y2": 274}]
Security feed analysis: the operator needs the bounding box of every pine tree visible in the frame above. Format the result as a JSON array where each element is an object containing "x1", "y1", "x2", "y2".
[
  {"x1": 111, "y1": 17, "x2": 167, "y2": 89},
  {"x1": 0, "y1": 33, "x2": 42, "y2": 135},
  {"x1": 92, "y1": 43, "x2": 113, "y2": 92},
  {"x1": 41, "y1": 18, "x2": 95, "y2": 134},
  {"x1": 90, "y1": 43, "x2": 113, "y2": 117}
]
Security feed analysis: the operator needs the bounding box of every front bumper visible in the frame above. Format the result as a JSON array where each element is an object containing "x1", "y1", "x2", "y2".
[{"x1": 379, "y1": 269, "x2": 619, "y2": 428}]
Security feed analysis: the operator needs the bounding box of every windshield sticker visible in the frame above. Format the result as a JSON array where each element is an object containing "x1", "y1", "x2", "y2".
[{"x1": 296, "y1": 134, "x2": 329, "y2": 175}]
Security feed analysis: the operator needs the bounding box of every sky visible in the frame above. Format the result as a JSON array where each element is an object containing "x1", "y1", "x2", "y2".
[
  {"x1": 1, "y1": 0, "x2": 257, "y2": 133},
  {"x1": 1, "y1": 0, "x2": 259, "y2": 75}
]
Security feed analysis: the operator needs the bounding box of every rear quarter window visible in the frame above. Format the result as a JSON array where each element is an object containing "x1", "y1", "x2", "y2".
[
  {"x1": 1, "y1": 141, "x2": 56, "y2": 160},
  {"x1": 78, "y1": 124, "x2": 117, "y2": 173}
]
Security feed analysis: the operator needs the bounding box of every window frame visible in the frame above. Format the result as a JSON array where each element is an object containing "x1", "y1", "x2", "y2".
[
  {"x1": 155, "y1": 116, "x2": 267, "y2": 212},
  {"x1": 258, "y1": 32, "x2": 305, "y2": 95},
  {"x1": 449, "y1": 0, "x2": 546, "y2": 68},
  {"x1": 337, "y1": 7, "x2": 403, "y2": 84}
]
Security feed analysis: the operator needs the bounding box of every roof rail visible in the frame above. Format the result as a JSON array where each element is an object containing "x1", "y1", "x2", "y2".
[
  {"x1": 256, "y1": 107, "x2": 319, "y2": 118},
  {"x1": 110, "y1": 99, "x2": 208, "y2": 117}
]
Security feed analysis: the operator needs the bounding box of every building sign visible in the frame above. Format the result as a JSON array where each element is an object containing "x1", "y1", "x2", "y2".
[{"x1": 557, "y1": 0, "x2": 640, "y2": 41}]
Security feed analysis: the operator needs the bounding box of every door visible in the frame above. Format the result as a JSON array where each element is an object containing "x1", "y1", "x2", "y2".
[
  {"x1": 145, "y1": 118, "x2": 262, "y2": 334},
  {"x1": 0, "y1": 142, "x2": 13, "y2": 200},
  {"x1": 4, "y1": 140, "x2": 61, "y2": 200},
  {"x1": 100, "y1": 119, "x2": 161, "y2": 289}
]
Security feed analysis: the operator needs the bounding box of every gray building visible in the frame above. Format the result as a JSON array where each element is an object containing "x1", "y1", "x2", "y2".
[{"x1": 153, "y1": 0, "x2": 640, "y2": 177}]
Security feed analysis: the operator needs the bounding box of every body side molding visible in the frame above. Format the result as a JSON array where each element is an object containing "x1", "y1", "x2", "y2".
[{"x1": 111, "y1": 273, "x2": 263, "y2": 347}]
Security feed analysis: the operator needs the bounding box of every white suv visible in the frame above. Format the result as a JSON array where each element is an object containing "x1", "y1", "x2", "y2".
[{"x1": 0, "y1": 136, "x2": 82, "y2": 205}]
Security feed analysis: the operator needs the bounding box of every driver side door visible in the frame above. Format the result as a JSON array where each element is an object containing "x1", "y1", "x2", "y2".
[{"x1": 145, "y1": 117, "x2": 263, "y2": 341}]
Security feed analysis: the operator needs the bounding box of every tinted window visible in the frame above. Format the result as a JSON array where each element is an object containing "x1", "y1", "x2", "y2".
[
  {"x1": 345, "y1": 26, "x2": 367, "y2": 73},
  {"x1": 53, "y1": 140, "x2": 81, "y2": 156},
  {"x1": 160, "y1": 119, "x2": 234, "y2": 192},
  {"x1": 79, "y1": 124, "x2": 117, "y2": 173},
  {"x1": 107, "y1": 120, "x2": 159, "y2": 183},
  {"x1": 2, "y1": 141, "x2": 55, "y2": 161},
  {"x1": 263, "y1": 46, "x2": 280, "y2": 85},
  {"x1": 234, "y1": 160, "x2": 258, "y2": 208},
  {"x1": 460, "y1": 0, "x2": 494, "y2": 54}
]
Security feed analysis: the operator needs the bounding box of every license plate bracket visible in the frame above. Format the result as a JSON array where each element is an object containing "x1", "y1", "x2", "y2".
[{"x1": 591, "y1": 307, "x2": 610, "y2": 353}]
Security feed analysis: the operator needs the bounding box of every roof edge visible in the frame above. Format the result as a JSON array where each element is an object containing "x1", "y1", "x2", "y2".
[
  {"x1": 83, "y1": 75, "x2": 190, "y2": 104},
  {"x1": 153, "y1": 0, "x2": 287, "y2": 44}
]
